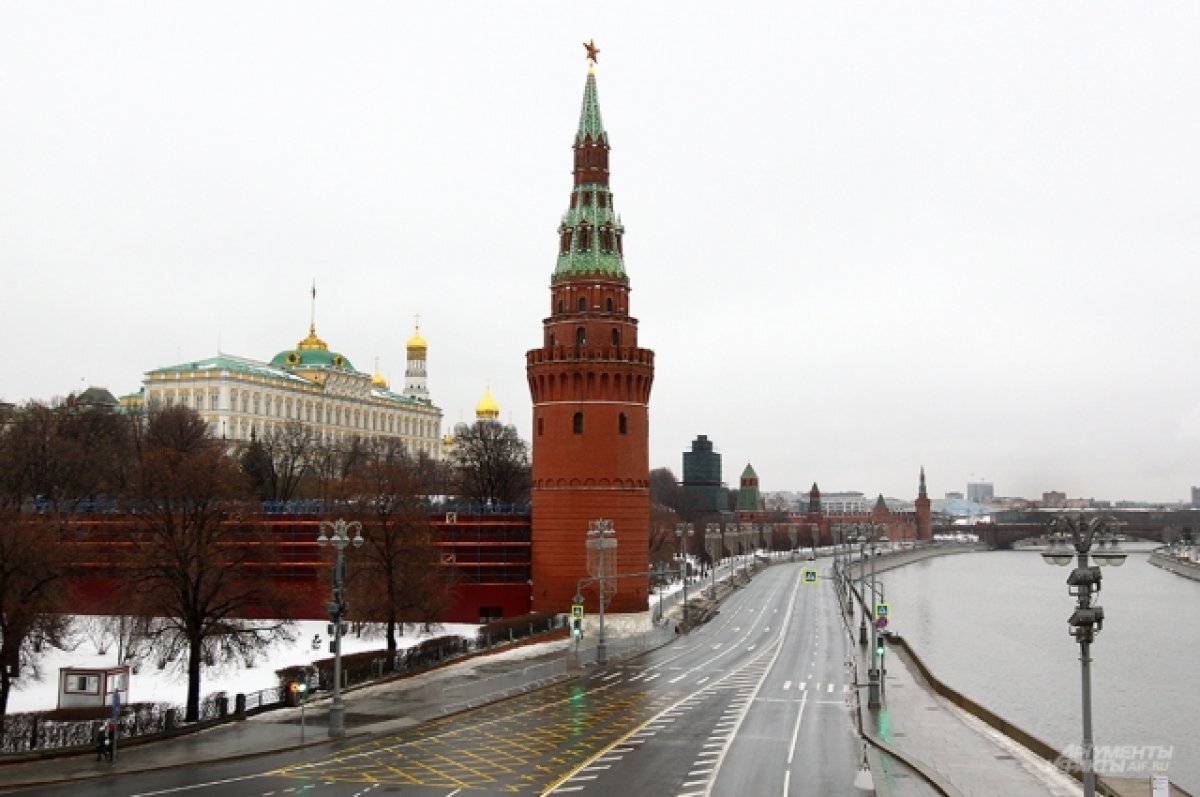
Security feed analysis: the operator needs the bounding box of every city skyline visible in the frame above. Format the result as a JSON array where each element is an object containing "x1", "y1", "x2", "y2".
[{"x1": 2, "y1": 4, "x2": 1197, "y2": 503}]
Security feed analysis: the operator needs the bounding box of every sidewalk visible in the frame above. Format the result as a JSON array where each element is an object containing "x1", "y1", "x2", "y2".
[
  {"x1": 856, "y1": 635, "x2": 1083, "y2": 797},
  {"x1": 0, "y1": 637, "x2": 577, "y2": 791}
]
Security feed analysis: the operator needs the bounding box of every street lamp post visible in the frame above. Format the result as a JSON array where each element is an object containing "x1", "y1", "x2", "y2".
[
  {"x1": 1042, "y1": 514, "x2": 1126, "y2": 797},
  {"x1": 316, "y1": 518, "x2": 364, "y2": 739},
  {"x1": 653, "y1": 563, "x2": 665, "y2": 622},
  {"x1": 738, "y1": 523, "x2": 751, "y2": 579},
  {"x1": 856, "y1": 529, "x2": 869, "y2": 645},
  {"x1": 870, "y1": 578, "x2": 886, "y2": 703},
  {"x1": 586, "y1": 519, "x2": 617, "y2": 665},
  {"x1": 675, "y1": 523, "x2": 694, "y2": 624},
  {"x1": 705, "y1": 523, "x2": 722, "y2": 599}
]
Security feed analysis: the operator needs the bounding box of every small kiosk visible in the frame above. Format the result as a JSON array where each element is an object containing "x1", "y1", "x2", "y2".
[{"x1": 56, "y1": 664, "x2": 130, "y2": 710}]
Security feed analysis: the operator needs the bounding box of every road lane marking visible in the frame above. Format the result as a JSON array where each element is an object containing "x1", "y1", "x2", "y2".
[
  {"x1": 786, "y1": 690, "x2": 810, "y2": 765},
  {"x1": 128, "y1": 774, "x2": 269, "y2": 796},
  {"x1": 827, "y1": 683, "x2": 834, "y2": 693},
  {"x1": 783, "y1": 680, "x2": 792, "y2": 690}
]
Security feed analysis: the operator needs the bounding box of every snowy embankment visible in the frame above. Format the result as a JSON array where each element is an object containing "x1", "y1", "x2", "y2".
[{"x1": 6, "y1": 618, "x2": 477, "y2": 715}]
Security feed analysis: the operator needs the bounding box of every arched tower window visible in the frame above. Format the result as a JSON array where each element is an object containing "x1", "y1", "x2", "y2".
[
  {"x1": 558, "y1": 299, "x2": 564, "y2": 313},
  {"x1": 576, "y1": 327, "x2": 586, "y2": 348},
  {"x1": 618, "y1": 413, "x2": 627, "y2": 435},
  {"x1": 538, "y1": 417, "x2": 544, "y2": 436},
  {"x1": 611, "y1": 329, "x2": 619, "y2": 346},
  {"x1": 573, "y1": 412, "x2": 584, "y2": 434},
  {"x1": 578, "y1": 297, "x2": 587, "y2": 312},
  {"x1": 606, "y1": 297, "x2": 614, "y2": 312}
]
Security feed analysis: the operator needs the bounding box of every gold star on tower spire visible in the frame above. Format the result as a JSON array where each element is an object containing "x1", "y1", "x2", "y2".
[{"x1": 584, "y1": 39, "x2": 599, "y2": 71}]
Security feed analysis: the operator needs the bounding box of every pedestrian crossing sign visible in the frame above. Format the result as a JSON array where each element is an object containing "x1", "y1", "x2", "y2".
[
  {"x1": 571, "y1": 603, "x2": 584, "y2": 619},
  {"x1": 802, "y1": 568, "x2": 819, "y2": 585},
  {"x1": 876, "y1": 602, "x2": 890, "y2": 618}
]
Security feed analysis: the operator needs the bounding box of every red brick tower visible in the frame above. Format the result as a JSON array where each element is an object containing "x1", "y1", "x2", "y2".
[
  {"x1": 526, "y1": 52, "x2": 654, "y2": 614},
  {"x1": 915, "y1": 466, "x2": 932, "y2": 540}
]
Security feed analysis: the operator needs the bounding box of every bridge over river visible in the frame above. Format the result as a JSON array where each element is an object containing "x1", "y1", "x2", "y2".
[{"x1": 959, "y1": 508, "x2": 1200, "y2": 549}]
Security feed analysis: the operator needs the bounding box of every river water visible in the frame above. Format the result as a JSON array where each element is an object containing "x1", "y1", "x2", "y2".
[{"x1": 878, "y1": 547, "x2": 1199, "y2": 793}]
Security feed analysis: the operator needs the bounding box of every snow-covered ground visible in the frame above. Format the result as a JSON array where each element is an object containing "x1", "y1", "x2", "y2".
[
  {"x1": 5, "y1": 619, "x2": 476, "y2": 715},
  {"x1": 7, "y1": 556, "x2": 766, "y2": 716}
]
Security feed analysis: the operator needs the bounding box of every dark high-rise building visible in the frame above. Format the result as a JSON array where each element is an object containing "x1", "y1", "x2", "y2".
[{"x1": 682, "y1": 435, "x2": 727, "y2": 512}]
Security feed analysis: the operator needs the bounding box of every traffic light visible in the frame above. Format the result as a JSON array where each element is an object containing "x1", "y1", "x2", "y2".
[
  {"x1": 875, "y1": 635, "x2": 886, "y2": 659},
  {"x1": 289, "y1": 680, "x2": 308, "y2": 704},
  {"x1": 571, "y1": 618, "x2": 583, "y2": 638}
]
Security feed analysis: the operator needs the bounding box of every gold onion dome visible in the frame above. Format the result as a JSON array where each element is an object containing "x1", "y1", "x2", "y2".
[
  {"x1": 371, "y1": 357, "x2": 388, "y2": 389},
  {"x1": 476, "y1": 387, "x2": 500, "y2": 421},
  {"x1": 407, "y1": 324, "x2": 427, "y2": 352}
]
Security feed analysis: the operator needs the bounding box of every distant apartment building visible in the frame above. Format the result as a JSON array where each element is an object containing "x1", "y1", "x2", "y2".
[
  {"x1": 945, "y1": 491, "x2": 964, "y2": 500},
  {"x1": 1192, "y1": 486, "x2": 1200, "y2": 507},
  {"x1": 1042, "y1": 491, "x2": 1067, "y2": 508},
  {"x1": 967, "y1": 482, "x2": 994, "y2": 504}
]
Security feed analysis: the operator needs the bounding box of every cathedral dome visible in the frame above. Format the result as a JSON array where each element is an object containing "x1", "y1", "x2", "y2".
[
  {"x1": 406, "y1": 326, "x2": 427, "y2": 352},
  {"x1": 476, "y1": 387, "x2": 500, "y2": 421}
]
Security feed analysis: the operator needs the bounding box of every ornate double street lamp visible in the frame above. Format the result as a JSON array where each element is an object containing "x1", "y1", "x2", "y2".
[
  {"x1": 316, "y1": 518, "x2": 364, "y2": 738},
  {"x1": 1042, "y1": 514, "x2": 1126, "y2": 797},
  {"x1": 586, "y1": 519, "x2": 617, "y2": 665},
  {"x1": 844, "y1": 522, "x2": 883, "y2": 708},
  {"x1": 675, "y1": 523, "x2": 694, "y2": 623},
  {"x1": 705, "y1": 523, "x2": 722, "y2": 599}
]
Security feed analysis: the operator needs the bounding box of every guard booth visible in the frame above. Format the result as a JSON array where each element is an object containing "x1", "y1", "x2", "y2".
[{"x1": 56, "y1": 664, "x2": 130, "y2": 710}]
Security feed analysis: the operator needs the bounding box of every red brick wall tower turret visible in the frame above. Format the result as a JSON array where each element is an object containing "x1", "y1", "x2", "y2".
[
  {"x1": 915, "y1": 466, "x2": 932, "y2": 540},
  {"x1": 526, "y1": 55, "x2": 654, "y2": 614}
]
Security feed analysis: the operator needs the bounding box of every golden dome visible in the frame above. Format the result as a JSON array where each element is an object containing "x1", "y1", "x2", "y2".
[
  {"x1": 407, "y1": 320, "x2": 427, "y2": 352},
  {"x1": 371, "y1": 357, "x2": 388, "y2": 389},
  {"x1": 476, "y1": 386, "x2": 500, "y2": 421},
  {"x1": 297, "y1": 324, "x2": 328, "y2": 351}
]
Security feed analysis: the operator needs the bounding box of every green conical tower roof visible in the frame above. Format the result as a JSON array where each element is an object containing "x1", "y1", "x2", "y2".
[
  {"x1": 576, "y1": 67, "x2": 608, "y2": 146},
  {"x1": 736, "y1": 462, "x2": 761, "y2": 512},
  {"x1": 553, "y1": 62, "x2": 627, "y2": 284}
]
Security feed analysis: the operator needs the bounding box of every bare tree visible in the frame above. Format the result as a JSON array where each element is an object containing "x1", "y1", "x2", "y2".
[
  {"x1": 0, "y1": 512, "x2": 72, "y2": 722},
  {"x1": 342, "y1": 440, "x2": 453, "y2": 657},
  {"x1": 449, "y1": 421, "x2": 530, "y2": 505},
  {"x1": 125, "y1": 405, "x2": 294, "y2": 722},
  {"x1": 0, "y1": 399, "x2": 133, "y2": 721}
]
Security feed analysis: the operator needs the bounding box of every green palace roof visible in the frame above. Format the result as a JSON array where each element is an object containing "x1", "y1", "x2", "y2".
[{"x1": 146, "y1": 355, "x2": 311, "y2": 384}]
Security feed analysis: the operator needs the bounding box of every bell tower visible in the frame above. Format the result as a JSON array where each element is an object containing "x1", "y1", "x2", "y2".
[{"x1": 526, "y1": 47, "x2": 655, "y2": 614}]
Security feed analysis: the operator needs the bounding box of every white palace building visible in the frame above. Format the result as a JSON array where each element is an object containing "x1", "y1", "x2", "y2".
[{"x1": 137, "y1": 318, "x2": 443, "y2": 459}]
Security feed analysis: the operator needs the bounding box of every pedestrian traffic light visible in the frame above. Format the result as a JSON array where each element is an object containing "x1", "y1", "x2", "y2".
[
  {"x1": 571, "y1": 618, "x2": 583, "y2": 639},
  {"x1": 290, "y1": 681, "x2": 308, "y2": 698},
  {"x1": 875, "y1": 635, "x2": 886, "y2": 658}
]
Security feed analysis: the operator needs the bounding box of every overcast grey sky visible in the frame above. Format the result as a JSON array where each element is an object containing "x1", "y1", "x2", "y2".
[{"x1": 2, "y1": 3, "x2": 1198, "y2": 503}]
